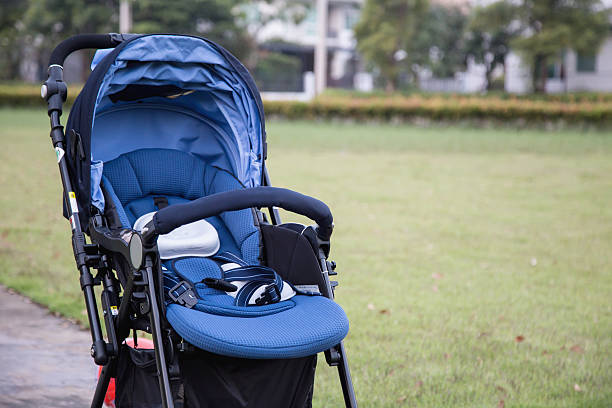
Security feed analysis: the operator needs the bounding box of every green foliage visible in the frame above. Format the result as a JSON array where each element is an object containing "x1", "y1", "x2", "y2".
[
  {"x1": 0, "y1": 0, "x2": 250, "y2": 81},
  {"x1": 5, "y1": 83, "x2": 612, "y2": 125},
  {"x1": 131, "y1": 0, "x2": 249, "y2": 59},
  {"x1": 410, "y1": 4, "x2": 469, "y2": 79},
  {"x1": 0, "y1": 0, "x2": 29, "y2": 80},
  {"x1": 465, "y1": 1, "x2": 519, "y2": 90},
  {"x1": 253, "y1": 51, "x2": 302, "y2": 92},
  {"x1": 23, "y1": 0, "x2": 116, "y2": 80},
  {"x1": 354, "y1": 0, "x2": 428, "y2": 92}
]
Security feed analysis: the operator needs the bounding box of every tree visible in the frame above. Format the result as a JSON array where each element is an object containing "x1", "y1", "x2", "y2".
[
  {"x1": 131, "y1": 0, "x2": 250, "y2": 60},
  {"x1": 0, "y1": 0, "x2": 29, "y2": 80},
  {"x1": 410, "y1": 4, "x2": 469, "y2": 80},
  {"x1": 465, "y1": 1, "x2": 519, "y2": 90},
  {"x1": 354, "y1": 0, "x2": 429, "y2": 92},
  {"x1": 23, "y1": 0, "x2": 116, "y2": 81},
  {"x1": 509, "y1": 0, "x2": 610, "y2": 93}
]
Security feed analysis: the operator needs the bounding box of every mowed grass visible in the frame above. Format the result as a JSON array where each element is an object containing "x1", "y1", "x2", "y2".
[{"x1": 1, "y1": 109, "x2": 611, "y2": 407}]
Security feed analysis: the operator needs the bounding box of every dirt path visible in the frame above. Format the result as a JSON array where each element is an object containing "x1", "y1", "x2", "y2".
[{"x1": 0, "y1": 285, "x2": 97, "y2": 407}]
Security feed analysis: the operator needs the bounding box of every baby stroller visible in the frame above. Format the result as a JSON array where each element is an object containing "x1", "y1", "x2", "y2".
[{"x1": 41, "y1": 34, "x2": 357, "y2": 408}]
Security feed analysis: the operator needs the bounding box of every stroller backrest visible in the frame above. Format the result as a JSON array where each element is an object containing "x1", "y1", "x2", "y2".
[{"x1": 102, "y1": 148, "x2": 260, "y2": 264}]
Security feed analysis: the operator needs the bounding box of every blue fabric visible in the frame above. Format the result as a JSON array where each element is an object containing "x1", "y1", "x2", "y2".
[
  {"x1": 101, "y1": 176, "x2": 130, "y2": 228},
  {"x1": 90, "y1": 35, "x2": 263, "y2": 211},
  {"x1": 91, "y1": 160, "x2": 104, "y2": 211},
  {"x1": 166, "y1": 296, "x2": 348, "y2": 359},
  {"x1": 102, "y1": 148, "x2": 257, "y2": 261}
]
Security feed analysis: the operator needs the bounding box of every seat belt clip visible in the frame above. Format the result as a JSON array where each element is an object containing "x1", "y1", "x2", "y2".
[
  {"x1": 255, "y1": 284, "x2": 281, "y2": 306},
  {"x1": 168, "y1": 281, "x2": 198, "y2": 309},
  {"x1": 202, "y1": 277, "x2": 238, "y2": 292}
]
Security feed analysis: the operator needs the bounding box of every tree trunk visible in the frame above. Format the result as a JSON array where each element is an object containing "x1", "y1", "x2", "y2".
[
  {"x1": 385, "y1": 78, "x2": 396, "y2": 93},
  {"x1": 485, "y1": 64, "x2": 494, "y2": 91},
  {"x1": 532, "y1": 54, "x2": 547, "y2": 93}
]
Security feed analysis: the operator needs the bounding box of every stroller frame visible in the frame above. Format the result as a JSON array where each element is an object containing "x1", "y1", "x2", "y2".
[{"x1": 42, "y1": 34, "x2": 357, "y2": 408}]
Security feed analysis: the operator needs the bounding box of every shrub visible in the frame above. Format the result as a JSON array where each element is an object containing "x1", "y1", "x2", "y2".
[{"x1": 3, "y1": 83, "x2": 612, "y2": 126}]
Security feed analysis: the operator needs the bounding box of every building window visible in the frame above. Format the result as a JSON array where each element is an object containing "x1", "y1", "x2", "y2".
[
  {"x1": 345, "y1": 8, "x2": 360, "y2": 29},
  {"x1": 576, "y1": 53, "x2": 596, "y2": 72}
]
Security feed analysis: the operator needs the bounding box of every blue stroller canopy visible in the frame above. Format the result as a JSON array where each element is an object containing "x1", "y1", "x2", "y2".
[{"x1": 65, "y1": 34, "x2": 265, "y2": 227}]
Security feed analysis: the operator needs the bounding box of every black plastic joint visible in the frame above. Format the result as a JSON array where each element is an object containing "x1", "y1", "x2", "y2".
[
  {"x1": 79, "y1": 270, "x2": 95, "y2": 289},
  {"x1": 92, "y1": 339, "x2": 109, "y2": 365},
  {"x1": 72, "y1": 232, "x2": 88, "y2": 268},
  {"x1": 50, "y1": 127, "x2": 65, "y2": 146},
  {"x1": 325, "y1": 345, "x2": 342, "y2": 366}
]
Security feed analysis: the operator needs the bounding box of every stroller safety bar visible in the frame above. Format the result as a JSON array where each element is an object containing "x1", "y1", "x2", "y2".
[{"x1": 149, "y1": 186, "x2": 334, "y2": 241}]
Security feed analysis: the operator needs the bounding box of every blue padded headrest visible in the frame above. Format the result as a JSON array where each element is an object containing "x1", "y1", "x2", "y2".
[{"x1": 102, "y1": 148, "x2": 215, "y2": 206}]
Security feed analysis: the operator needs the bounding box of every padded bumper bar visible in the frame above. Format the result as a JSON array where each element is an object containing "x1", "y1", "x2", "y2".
[
  {"x1": 152, "y1": 187, "x2": 334, "y2": 241},
  {"x1": 49, "y1": 33, "x2": 136, "y2": 66}
]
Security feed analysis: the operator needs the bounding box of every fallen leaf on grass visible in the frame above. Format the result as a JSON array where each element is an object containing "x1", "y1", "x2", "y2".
[
  {"x1": 498, "y1": 400, "x2": 505, "y2": 408},
  {"x1": 397, "y1": 395, "x2": 407, "y2": 403},
  {"x1": 515, "y1": 335, "x2": 525, "y2": 343},
  {"x1": 379, "y1": 309, "x2": 391, "y2": 315},
  {"x1": 432, "y1": 285, "x2": 439, "y2": 292},
  {"x1": 367, "y1": 303, "x2": 375, "y2": 311},
  {"x1": 496, "y1": 386, "x2": 507, "y2": 395},
  {"x1": 478, "y1": 332, "x2": 490, "y2": 338},
  {"x1": 431, "y1": 273, "x2": 443, "y2": 280},
  {"x1": 574, "y1": 383, "x2": 583, "y2": 392},
  {"x1": 570, "y1": 344, "x2": 584, "y2": 354},
  {"x1": 444, "y1": 353, "x2": 451, "y2": 360}
]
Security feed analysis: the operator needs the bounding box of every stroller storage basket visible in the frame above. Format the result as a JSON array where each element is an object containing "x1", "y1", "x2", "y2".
[{"x1": 116, "y1": 345, "x2": 316, "y2": 408}]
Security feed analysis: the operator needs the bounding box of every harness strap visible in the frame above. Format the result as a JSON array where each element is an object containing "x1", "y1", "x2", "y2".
[
  {"x1": 154, "y1": 196, "x2": 169, "y2": 209},
  {"x1": 163, "y1": 252, "x2": 319, "y2": 308},
  {"x1": 223, "y1": 264, "x2": 285, "y2": 306}
]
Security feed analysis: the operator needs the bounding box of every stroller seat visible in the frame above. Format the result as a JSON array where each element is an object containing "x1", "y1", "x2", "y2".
[{"x1": 102, "y1": 148, "x2": 349, "y2": 359}]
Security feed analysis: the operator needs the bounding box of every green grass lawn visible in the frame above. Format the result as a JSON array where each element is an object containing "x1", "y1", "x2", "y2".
[{"x1": 1, "y1": 109, "x2": 611, "y2": 407}]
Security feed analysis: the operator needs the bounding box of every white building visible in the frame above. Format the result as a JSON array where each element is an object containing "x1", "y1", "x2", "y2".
[
  {"x1": 251, "y1": 0, "x2": 372, "y2": 92},
  {"x1": 506, "y1": 19, "x2": 612, "y2": 93}
]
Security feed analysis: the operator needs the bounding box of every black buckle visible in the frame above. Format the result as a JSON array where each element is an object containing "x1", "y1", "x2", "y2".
[
  {"x1": 168, "y1": 281, "x2": 198, "y2": 309},
  {"x1": 202, "y1": 277, "x2": 238, "y2": 292},
  {"x1": 255, "y1": 284, "x2": 281, "y2": 306}
]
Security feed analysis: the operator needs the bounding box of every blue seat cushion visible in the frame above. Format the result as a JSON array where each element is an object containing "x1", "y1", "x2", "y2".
[{"x1": 166, "y1": 296, "x2": 349, "y2": 359}]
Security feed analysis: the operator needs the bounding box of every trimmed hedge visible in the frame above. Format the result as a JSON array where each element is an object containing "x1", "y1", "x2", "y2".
[
  {"x1": 265, "y1": 95, "x2": 612, "y2": 124},
  {"x1": 0, "y1": 83, "x2": 80, "y2": 107},
  {"x1": 3, "y1": 83, "x2": 612, "y2": 125}
]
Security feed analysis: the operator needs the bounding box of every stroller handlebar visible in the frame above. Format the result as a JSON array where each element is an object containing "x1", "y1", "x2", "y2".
[
  {"x1": 49, "y1": 33, "x2": 135, "y2": 66},
  {"x1": 149, "y1": 187, "x2": 334, "y2": 242}
]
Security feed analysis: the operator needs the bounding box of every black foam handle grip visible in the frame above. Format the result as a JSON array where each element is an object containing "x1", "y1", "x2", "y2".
[
  {"x1": 153, "y1": 187, "x2": 334, "y2": 241},
  {"x1": 49, "y1": 34, "x2": 120, "y2": 66}
]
